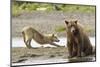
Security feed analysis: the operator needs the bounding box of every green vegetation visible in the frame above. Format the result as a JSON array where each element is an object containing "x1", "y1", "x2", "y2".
[
  {"x1": 55, "y1": 25, "x2": 94, "y2": 34},
  {"x1": 55, "y1": 26, "x2": 66, "y2": 32},
  {"x1": 55, "y1": 24, "x2": 95, "y2": 36},
  {"x1": 12, "y1": 1, "x2": 95, "y2": 17}
]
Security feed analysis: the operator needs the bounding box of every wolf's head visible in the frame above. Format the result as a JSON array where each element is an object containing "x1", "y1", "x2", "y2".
[{"x1": 51, "y1": 34, "x2": 60, "y2": 42}]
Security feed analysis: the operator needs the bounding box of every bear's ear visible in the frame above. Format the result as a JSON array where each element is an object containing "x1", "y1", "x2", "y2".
[
  {"x1": 75, "y1": 20, "x2": 78, "y2": 24},
  {"x1": 65, "y1": 20, "x2": 69, "y2": 25},
  {"x1": 52, "y1": 34, "x2": 55, "y2": 37}
]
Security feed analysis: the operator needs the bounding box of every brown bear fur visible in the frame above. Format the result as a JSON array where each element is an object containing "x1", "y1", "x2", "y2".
[{"x1": 65, "y1": 20, "x2": 93, "y2": 58}]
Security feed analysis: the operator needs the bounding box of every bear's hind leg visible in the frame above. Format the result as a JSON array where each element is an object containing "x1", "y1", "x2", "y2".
[{"x1": 84, "y1": 46, "x2": 93, "y2": 56}]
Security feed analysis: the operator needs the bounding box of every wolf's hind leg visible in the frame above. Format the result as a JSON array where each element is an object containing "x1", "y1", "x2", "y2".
[
  {"x1": 22, "y1": 31, "x2": 29, "y2": 48},
  {"x1": 28, "y1": 39, "x2": 32, "y2": 48},
  {"x1": 26, "y1": 39, "x2": 32, "y2": 49}
]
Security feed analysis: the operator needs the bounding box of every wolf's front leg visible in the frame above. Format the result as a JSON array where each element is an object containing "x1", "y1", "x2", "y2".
[{"x1": 50, "y1": 42, "x2": 61, "y2": 47}]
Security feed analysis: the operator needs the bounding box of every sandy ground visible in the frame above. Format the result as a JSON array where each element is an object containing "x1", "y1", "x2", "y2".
[{"x1": 12, "y1": 47, "x2": 96, "y2": 66}]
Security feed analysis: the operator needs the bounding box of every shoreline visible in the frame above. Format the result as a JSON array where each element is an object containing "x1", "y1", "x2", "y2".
[{"x1": 12, "y1": 37, "x2": 95, "y2": 47}]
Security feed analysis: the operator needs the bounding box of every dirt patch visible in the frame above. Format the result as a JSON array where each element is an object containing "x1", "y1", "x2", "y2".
[{"x1": 12, "y1": 47, "x2": 95, "y2": 65}]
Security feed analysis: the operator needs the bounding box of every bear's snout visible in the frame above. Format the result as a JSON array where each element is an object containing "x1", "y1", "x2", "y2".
[
  {"x1": 71, "y1": 27, "x2": 75, "y2": 33},
  {"x1": 73, "y1": 30, "x2": 76, "y2": 33}
]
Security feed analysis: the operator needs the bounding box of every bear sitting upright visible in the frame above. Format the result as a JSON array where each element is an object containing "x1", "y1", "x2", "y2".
[{"x1": 65, "y1": 20, "x2": 93, "y2": 58}]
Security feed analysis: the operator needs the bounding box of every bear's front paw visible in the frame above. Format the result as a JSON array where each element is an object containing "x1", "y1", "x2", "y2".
[
  {"x1": 76, "y1": 54, "x2": 82, "y2": 57},
  {"x1": 68, "y1": 55, "x2": 75, "y2": 58}
]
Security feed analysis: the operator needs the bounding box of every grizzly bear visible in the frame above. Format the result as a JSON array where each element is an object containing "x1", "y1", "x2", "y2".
[{"x1": 65, "y1": 20, "x2": 93, "y2": 58}]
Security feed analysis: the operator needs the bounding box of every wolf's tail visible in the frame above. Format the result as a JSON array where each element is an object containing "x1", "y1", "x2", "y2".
[{"x1": 22, "y1": 31, "x2": 26, "y2": 42}]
